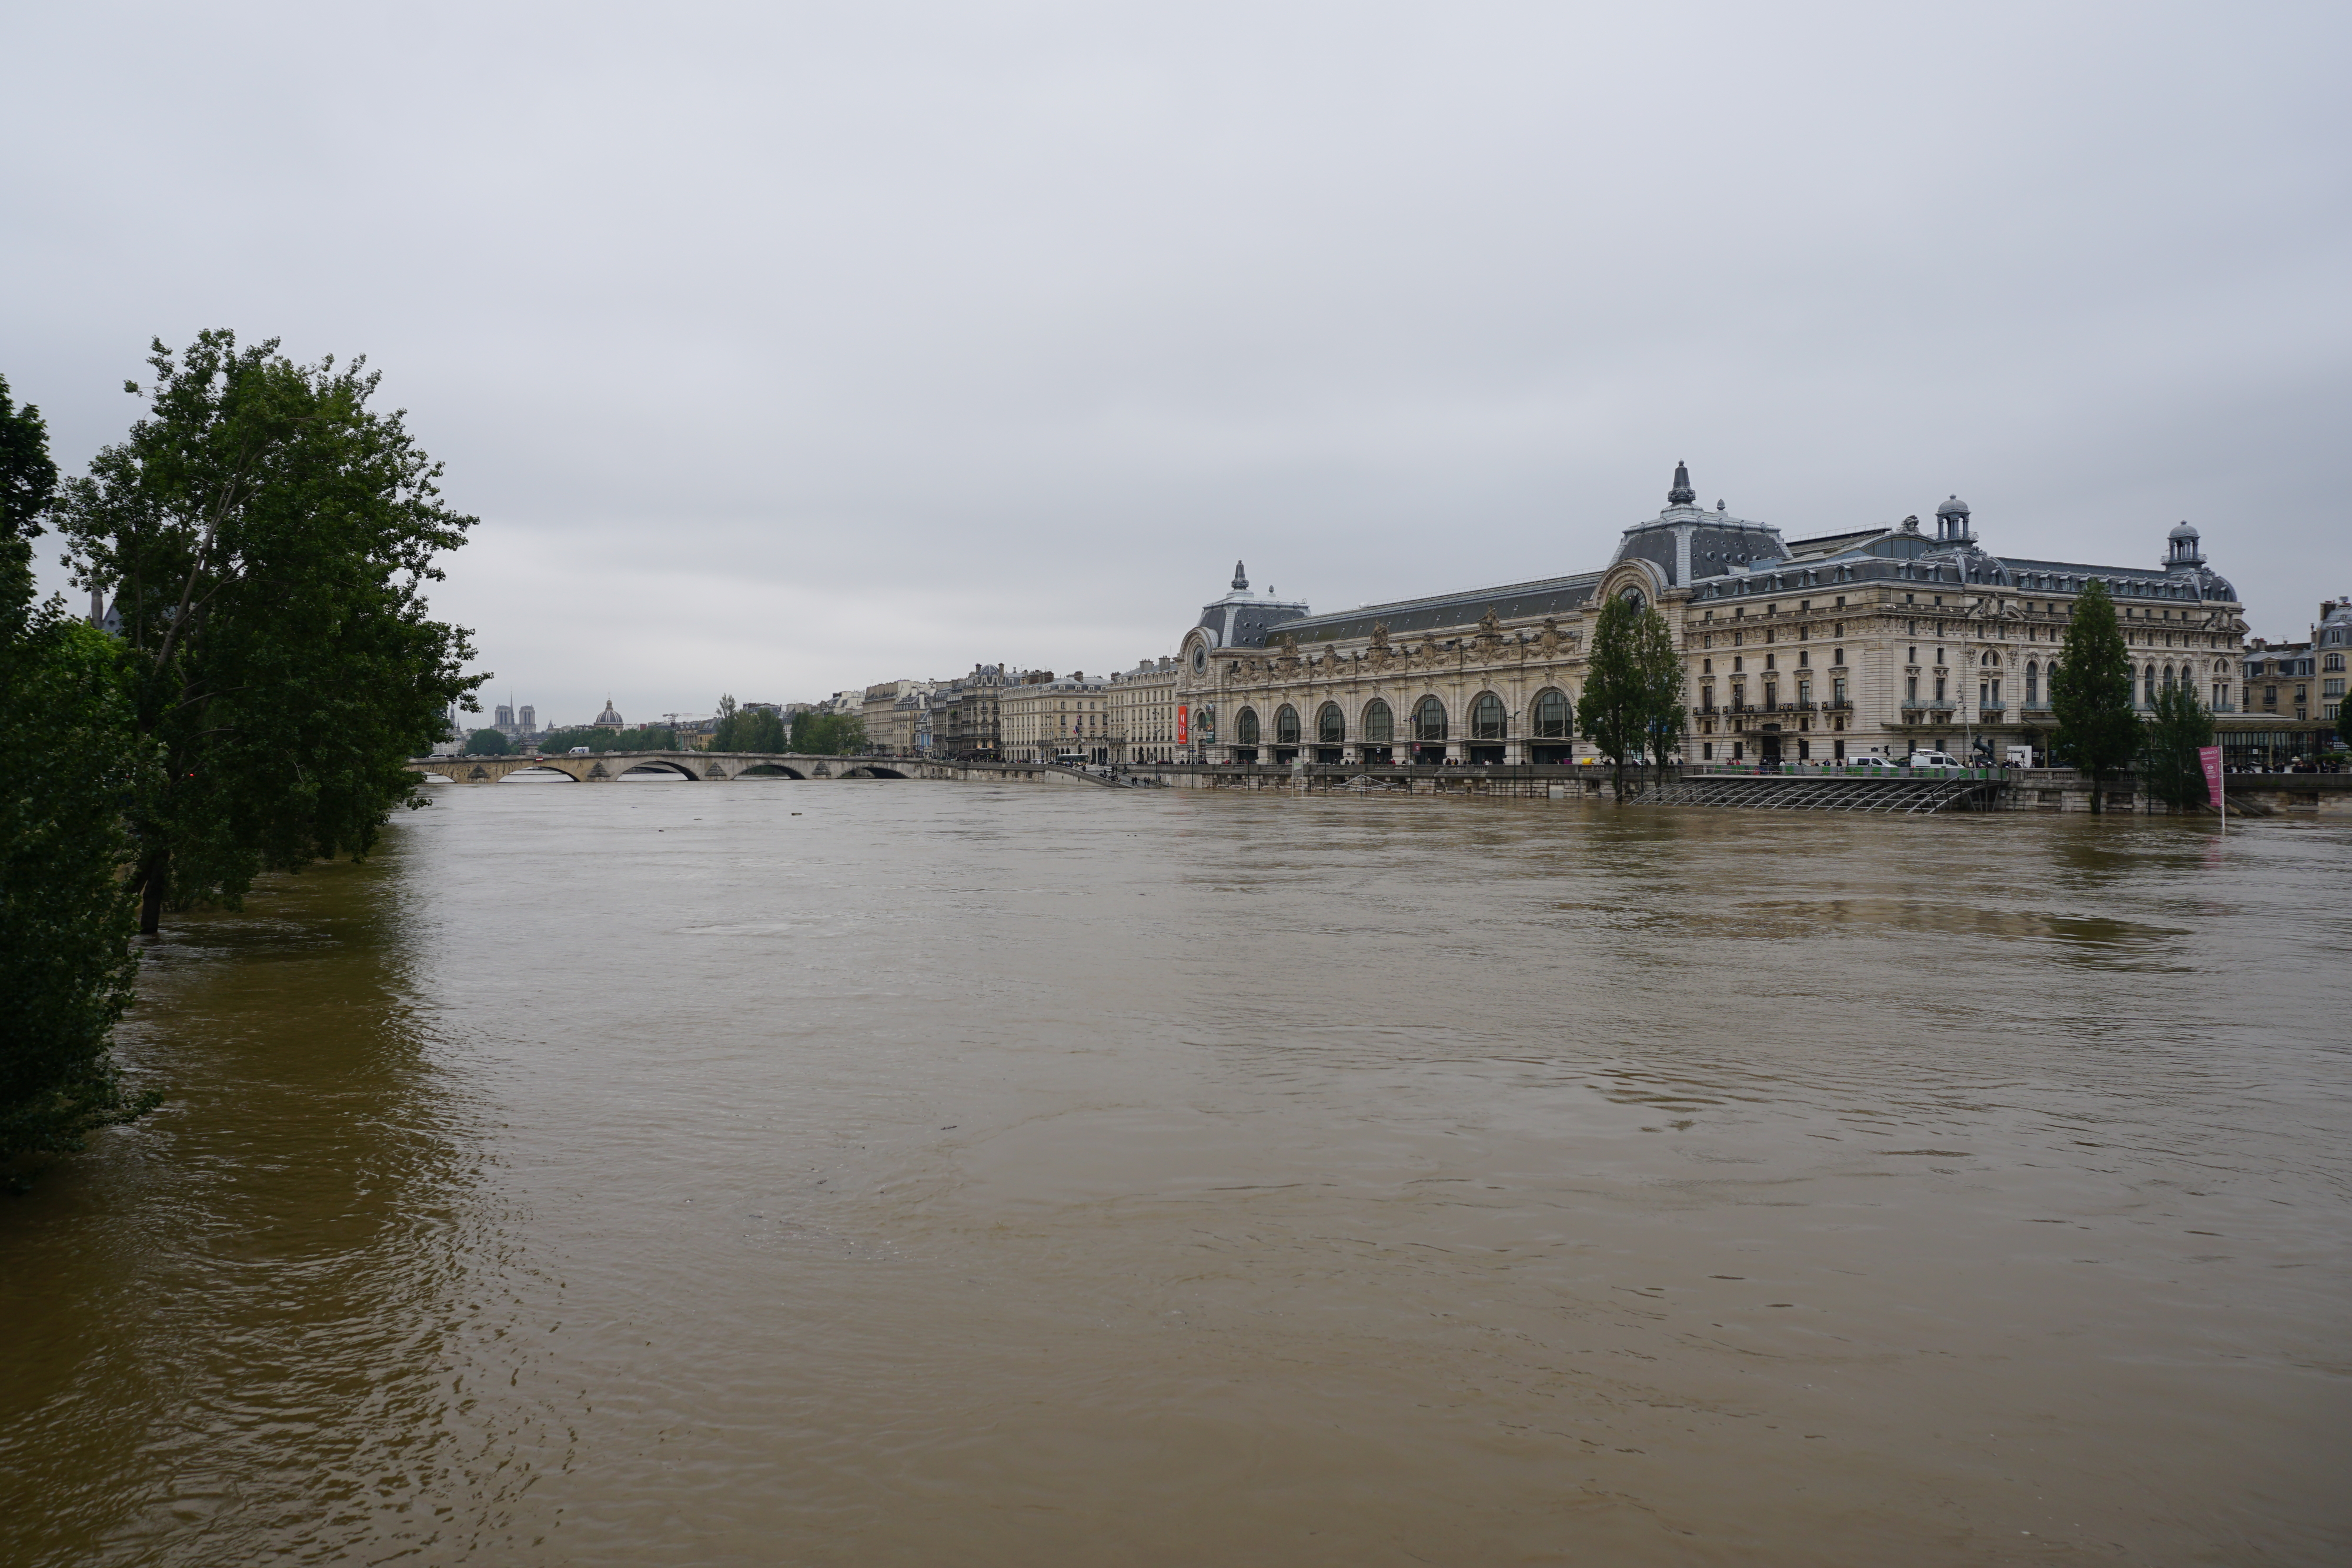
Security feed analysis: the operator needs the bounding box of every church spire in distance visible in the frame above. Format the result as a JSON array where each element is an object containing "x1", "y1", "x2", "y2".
[{"x1": 1668, "y1": 461, "x2": 1695, "y2": 506}]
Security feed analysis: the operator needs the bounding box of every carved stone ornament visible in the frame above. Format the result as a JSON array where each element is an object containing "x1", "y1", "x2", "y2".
[{"x1": 1370, "y1": 621, "x2": 1391, "y2": 648}]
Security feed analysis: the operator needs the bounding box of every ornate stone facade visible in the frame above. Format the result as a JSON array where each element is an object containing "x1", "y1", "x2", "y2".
[
  {"x1": 1001, "y1": 670, "x2": 1112, "y2": 764},
  {"x1": 1109, "y1": 657, "x2": 1180, "y2": 764},
  {"x1": 1174, "y1": 466, "x2": 2250, "y2": 768}
]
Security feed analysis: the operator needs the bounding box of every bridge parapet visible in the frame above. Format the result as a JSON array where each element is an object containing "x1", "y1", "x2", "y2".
[{"x1": 406, "y1": 753, "x2": 1117, "y2": 786}]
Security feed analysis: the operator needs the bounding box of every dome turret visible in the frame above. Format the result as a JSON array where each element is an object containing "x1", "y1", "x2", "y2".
[
  {"x1": 2164, "y1": 520, "x2": 2205, "y2": 570},
  {"x1": 594, "y1": 697, "x2": 624, "y2": 728},
  {"x1": 1933, "y1": 494, "x2": 1975, "y2": 544}
]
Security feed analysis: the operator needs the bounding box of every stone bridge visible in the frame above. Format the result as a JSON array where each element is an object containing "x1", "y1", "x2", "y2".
[{"x1": 409, "y1": 751, "x2": 1116, "y2": 785}]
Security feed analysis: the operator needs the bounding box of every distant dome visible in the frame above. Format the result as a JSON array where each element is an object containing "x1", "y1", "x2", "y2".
[
  {"x1": 1935, "y1": 494, "x2": 1970, "y2": 519},
  {"x1": 594, "y1": 697, "x2": 624, "y2": 726},
  {"x1": 2169, "y1": 520, "x2": 2200, "y2": 541}
]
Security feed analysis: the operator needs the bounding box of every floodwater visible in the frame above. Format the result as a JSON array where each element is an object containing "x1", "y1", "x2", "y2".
[{"x1": 4, "y1": 780, "x2": 2347, "y2": 1567}]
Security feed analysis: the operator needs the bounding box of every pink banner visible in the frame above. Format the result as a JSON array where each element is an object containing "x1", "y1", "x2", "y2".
[{"x1": 2199, "y1": 745, "x2": 2223, "y2": 805}]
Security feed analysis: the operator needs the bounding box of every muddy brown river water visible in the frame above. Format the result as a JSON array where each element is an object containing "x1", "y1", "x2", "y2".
[{"x1": 2, "y1": 781, "x2": 2347, "y2": 1566}]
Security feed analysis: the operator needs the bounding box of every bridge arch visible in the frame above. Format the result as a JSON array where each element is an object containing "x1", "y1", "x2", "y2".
[
  {"x1": 615, "y1": 758, "x2": 700, "y2": 781},
  {"x1": 838, "y1": 764, "x2": 909, "y2": 780},
  {"x1": 735, "y1": 763, "x2": 808, "y2": 779},
  {"x1": 495, "y1": 763, "x2": 582, "y2": 782}
]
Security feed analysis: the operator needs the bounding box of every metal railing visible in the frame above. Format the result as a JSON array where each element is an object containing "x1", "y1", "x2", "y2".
[{"x1": 1691, "y1": 761, "x2": 2009, "y2": 781}]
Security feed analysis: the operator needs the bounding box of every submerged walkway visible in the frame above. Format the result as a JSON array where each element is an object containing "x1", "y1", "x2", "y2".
[{"x1": 1648, "y1": 772, "x2": 2006, "y2": 813}]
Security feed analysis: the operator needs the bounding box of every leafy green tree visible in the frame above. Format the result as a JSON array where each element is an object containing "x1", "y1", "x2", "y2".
[
  {"x1": 55, "y1": 332, "x2": 483, "y2": 933},
  {"x1": 537, "y1": 723, "x2": 674, "y2": 753},
  {"x1": 1, "y1": 372, "x2": 58, "y2": 530},
  {"x1": 462, "y1": 727, "x2": 510, "y2": 756},
  {"x1": 2048, "y1": 580, "x2": 2141, "y2": 814},
  {"x1": 2, "y1": 373, "x2": 159, "y2": 1161},
  {"x1": 790, "y1": 710, "x2": 864, "y2": 755},
  {"x1": 745, "y1": 709, "x2": 787, "y2": 752},
  {"x1": 2139, "y1": 678, "x2": 2215, "y2": 811},
  {"x1": 2340, "y1": 690, "x2": 2351, "y2": 753},
  {"x1": 538, "y1": 724, "x2": 652, "y2": 751},
  {"x1": 1581, "y1": 590, "x2": 1683, "y2": 796},
  {"x1": 1632, "y1": 606, "x2": 1688, "y2": 774},
  {"x1": 709, "y1": 694, "x2": 786, "y2": 752}
]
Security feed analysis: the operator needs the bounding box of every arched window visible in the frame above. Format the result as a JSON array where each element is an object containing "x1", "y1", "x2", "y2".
[
  {"x1": 1274, "y1": 704, "x2": 1300, "y2": 744},
  {"x1": 1532, "y1": 687, "x2": 1571, "y2": 738},
  {"x1": 2143, "y1": 666, "x2": 2156, "y2": 703},
  {"x1": 2162, "y1": 665, "x2": 2176, "y2": 690},
  {"x1": 1413, "y1": 696, "x2": 1447, "y2": 741},
  {"x1": 1362, "y1": 699, "x2": 1393, "y2": 744},
  {"x1": 1469, "y1": 693, "x2": 1506, "y2": 740},
  {"x1": 1316, "y1": 703, "x2": 1344, "y2": 743},
  {"x1": 2025, "y1": 661, "x2": 2039, "y2": 706},
  {"x1": 1236, "y1": 707, "x2": 1260, "y2": 745}
]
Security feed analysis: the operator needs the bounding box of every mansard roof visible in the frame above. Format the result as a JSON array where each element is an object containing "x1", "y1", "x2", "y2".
[
  {"x1": 1281, "y1": 570, "x2": 1605, "y2": 645},
  {"x1": 1194, "y1": 584, "x2": 1312, "y2": 648},
  {"x1": 1715, "y1": 537, "x2": 2241, "y2": 605}
]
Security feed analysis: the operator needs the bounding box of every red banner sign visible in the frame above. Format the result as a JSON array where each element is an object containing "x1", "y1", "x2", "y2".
[
  {"x1": 2199, "y1": 745, "x2": 2223, "y2": 810},
  {"x1": 1177, "y1": 704, "x2": 1189, "y2": 745}
]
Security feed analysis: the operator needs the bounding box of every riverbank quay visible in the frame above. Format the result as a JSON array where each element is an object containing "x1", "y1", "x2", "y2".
[{"x1": 1119, "y1": 761, "x2": 2352, "y2": 817}]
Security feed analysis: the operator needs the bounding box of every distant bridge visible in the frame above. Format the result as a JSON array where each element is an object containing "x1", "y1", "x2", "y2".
[{"x1": 408, "y1": 751, "x2": 1116, "y2": 785}]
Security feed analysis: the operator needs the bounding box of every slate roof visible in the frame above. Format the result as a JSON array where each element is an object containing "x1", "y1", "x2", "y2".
[{"x1": 1281, "y1": 571, "x2": 1606, "y2": 645}]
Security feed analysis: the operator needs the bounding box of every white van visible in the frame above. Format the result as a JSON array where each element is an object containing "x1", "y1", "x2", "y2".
[
  {"x1": 1907, "y1": 749, "x2": 1963, "y2": 768},
  {"x1": 568, "y1": 745, "x2": 593, "y2": 755}
]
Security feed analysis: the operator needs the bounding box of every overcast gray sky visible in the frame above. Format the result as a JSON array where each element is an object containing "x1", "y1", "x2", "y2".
[{"x1": 11, "y1": 1, "x2": 2348, "y2": 727}]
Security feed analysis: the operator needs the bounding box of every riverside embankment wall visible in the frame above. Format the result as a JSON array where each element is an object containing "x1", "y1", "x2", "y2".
[{"x1": 1111, "y1": 763, "x2": 2352, "y2": 816}]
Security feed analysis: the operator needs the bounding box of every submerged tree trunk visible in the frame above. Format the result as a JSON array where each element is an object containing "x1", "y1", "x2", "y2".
[{"x1": 136, "y1": 850, "x2": 167, "y2": 936}]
